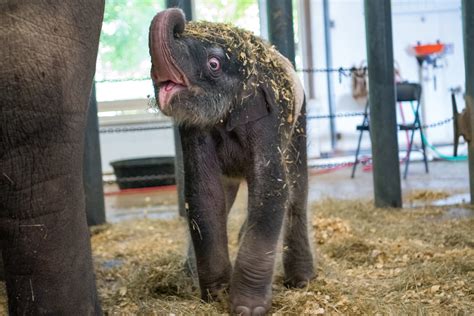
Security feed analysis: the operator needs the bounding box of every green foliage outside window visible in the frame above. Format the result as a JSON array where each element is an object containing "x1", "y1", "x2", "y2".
[
  {"x1": 96, "y1": 0, "x2": 258, "y2": 81},
  {"x1": 97, "y1": 0, "x2": 165, "y2": 80}
]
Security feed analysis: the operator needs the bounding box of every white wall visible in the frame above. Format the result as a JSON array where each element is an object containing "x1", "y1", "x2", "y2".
[
  {"x1": 306, "y1": 0, "x2": 465, "y2": 155},
  {"x1": 99, "y1": 127, "x2": 175, "y2": 174}
]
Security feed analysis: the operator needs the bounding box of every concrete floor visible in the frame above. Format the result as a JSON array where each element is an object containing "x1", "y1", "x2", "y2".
[{"x1": 104, "y1": 160, "x2": 470, "y2": 222}]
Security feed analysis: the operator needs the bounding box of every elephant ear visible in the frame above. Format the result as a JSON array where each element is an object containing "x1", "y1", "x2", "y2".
[{"x1": 226, "y1": 81, "x2": 276, "y2": 131}]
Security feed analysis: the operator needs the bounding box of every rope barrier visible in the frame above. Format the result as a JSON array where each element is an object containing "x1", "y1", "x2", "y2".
[
  {"x1": 99, "y1": 114, "x2": 455, "y2": 134},
  {"x1": 94, "y1": 67, "x2": 366, "y2": 84},
  {"x1": 99, "y1": 124, "x2": 173, "y2": 134}
]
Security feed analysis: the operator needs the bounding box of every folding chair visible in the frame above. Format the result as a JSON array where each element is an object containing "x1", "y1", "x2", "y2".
[
  {"x1": 351, "y1": 82, "x2": 429, "y2": 179},
  {"x1": 350, "y1": 100, "x2": 370, "y2": 178}
]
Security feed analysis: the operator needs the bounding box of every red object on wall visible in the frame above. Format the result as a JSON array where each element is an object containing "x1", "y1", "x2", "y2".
[{"x1": 412, "y1": 43, "x2": 445, "y2": 56}]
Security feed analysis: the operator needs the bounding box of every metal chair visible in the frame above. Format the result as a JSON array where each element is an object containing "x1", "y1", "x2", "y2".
[{"x1": 351, "y1": 82, "x2": 429, "y2": 179}]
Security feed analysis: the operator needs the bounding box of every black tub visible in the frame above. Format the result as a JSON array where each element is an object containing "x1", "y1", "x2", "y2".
[{"x1": 110, "y1": 157, "x2": 176, "y2": 190}]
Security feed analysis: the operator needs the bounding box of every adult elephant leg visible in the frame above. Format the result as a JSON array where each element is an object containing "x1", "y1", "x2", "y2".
[{"x1": 0, "y1": 1, "x2": 104, "y2": 314}]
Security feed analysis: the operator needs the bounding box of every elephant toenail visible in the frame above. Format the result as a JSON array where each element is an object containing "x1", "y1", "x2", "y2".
[
  {"x1": 252, "y1": 306, "x2": 266, "y2": 315},
  {"x1": 234, "y1": 306, "x2": 251, "y2": 315}
]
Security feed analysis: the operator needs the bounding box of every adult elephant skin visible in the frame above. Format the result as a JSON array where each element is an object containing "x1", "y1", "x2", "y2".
[
  {"x1": 0, "y1": 1, "x2": 104, "y2": 314},
  {"x1": 149, "y1": 9, "x2": 315, "y2": 315}
]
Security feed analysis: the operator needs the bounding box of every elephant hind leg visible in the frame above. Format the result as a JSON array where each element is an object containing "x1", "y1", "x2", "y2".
[{"x1": 283, "y1": 107, "x2": 315, "y2": 288}]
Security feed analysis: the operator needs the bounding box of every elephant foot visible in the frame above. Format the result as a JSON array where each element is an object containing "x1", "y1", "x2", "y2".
[
  {"x1": 230, "y1": 283, "x2": 272, "y2": 316},
  {"x1": 199, "y1": 269, "x2": 231, "y2": 302},
  {"x1": 283, "y1": 260, "x2": 315, "y2": 288},
  {"x1": 201, "y1": 283, "x2": 229, "y2": 302},
  {"x1": 230, "y1": 291, "x2": 271, "y2": 315}
]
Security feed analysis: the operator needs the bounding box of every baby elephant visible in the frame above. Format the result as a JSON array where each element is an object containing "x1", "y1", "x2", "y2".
[{"x1": 149, "y1": 8, "x2": 314, "y2": 315}]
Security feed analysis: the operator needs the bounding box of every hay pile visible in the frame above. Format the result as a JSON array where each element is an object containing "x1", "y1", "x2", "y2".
[
  {"x1": 0, "y1": 197, "x2": 472, "y2": 314},
  {"x1": 405, "y1": 189, "x2": 452, "y2": 202}
]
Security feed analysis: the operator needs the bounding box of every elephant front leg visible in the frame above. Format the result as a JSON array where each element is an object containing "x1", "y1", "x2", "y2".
[
  {"x1": 0, "y1": 142, "x2": 101, "y2": 315},
  {"x1": 182, "y1": 132, "x2": 231, "y2": 302},
  {"x1": 230, "y1": 162, "x2": 288, "y2": 315}
]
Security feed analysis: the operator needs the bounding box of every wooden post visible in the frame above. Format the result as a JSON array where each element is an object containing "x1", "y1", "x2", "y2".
[
  {"x1": 266, "y1": 0, "x2": 296, "y2": 65},
  {"x1": 364, "y1": 0, "x2": 402, "y2": 208},
  {"x1": 462, "y1": 0, "x2": 474, "y2": 204},
  {"x1": 166, "y1": 0, "x2": 193, "y2": 216},
  {"x1": 84, "y1": 83, "x2": 106, "y2": 225}
]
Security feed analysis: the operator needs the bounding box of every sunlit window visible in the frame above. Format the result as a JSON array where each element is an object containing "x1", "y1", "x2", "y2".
[
  {"x1": 195, "y1": 0, "x2": 260, "y2": 35},
  {"x1": 96, "y1": 0, "x2": 165, "y2": 103},
  {"x1": 96, "y1": 0, "x2": 261, "y2": 104}
]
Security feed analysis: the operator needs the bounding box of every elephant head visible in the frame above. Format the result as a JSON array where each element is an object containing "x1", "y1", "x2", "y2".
[{"x1": 149, "y1": 8, "x2": 303, "y2": 131}]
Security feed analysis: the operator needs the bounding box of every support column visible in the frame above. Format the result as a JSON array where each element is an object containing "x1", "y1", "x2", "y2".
[
  {"x1": 300, "y1": 0, "x2": 315, "y2": 99},
  {"x1": 323, "y1": 0, "x2": 337, "y2": 150},
  {"x1": 84, "y1": 83, "x2": 106, "y2": 225},
  {"x1": 462, "y1": 0, "x2": 474, "y2": 204},
  {"x1": 166, "y1": 0, "x2": 193, "y2": 216},
  {"x1": 266, "y1": 0, "x2": 295, "y2": 66},
  {"x1": 364, "y1": 0, "x2": 402, "y2": 208},
  {"x1": 166, "y1": 0, "x2": 193, "y2": 20}
]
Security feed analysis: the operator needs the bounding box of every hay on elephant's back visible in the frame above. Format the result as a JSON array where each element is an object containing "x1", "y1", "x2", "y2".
[{"x1": 183, "y1": 21, "x2": 295, "y2": 111}]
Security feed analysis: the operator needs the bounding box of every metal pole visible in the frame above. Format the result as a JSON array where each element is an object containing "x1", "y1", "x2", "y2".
[
  {"x1": 323, "y1": 0, "x2": 337, "y2": 150},
  {"x1": 462, "y1": 0, "x2": 474, "y2": 204},
  {"x1": 266, "y1": 0, "x2": 296, "y2": 66},
  {"x1": 166, "y1": 0, "x2": 193, "y2": 216},
  {"x1": 84, "y1": 83, "x2": 106, "y2": 225},
  {"x1": 364, "y1": 0, "x2": 402, "y2": 208},
  {"x1": 166, "y1": 0, "x2": 193, "y2": 20},
  {"x1": 258, "y1": 0, "x2": 269, "y2": 40},
  {"x1": 300, "y1": 0, "x2": 315, "y2": 99}
]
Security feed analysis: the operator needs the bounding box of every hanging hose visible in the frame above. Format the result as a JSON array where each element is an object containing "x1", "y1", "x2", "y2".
[
  {"x1": 420, "y1": 132, "x2": 467, "y2": 161},
  {"x1": 398, "y1": 101, "x2": 411, "y2": 162}
]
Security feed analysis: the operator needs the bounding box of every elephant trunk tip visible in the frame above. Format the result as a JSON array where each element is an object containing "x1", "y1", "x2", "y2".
[
  {"x1": 149, "y1": 8, "x2": 188, "y2": 86},
  {"x1": 150, "y1": 8, "x2": 186, "y2": 43}
]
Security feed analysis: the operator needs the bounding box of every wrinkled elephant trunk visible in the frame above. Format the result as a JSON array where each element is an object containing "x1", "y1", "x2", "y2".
[{"x1": 149, "y1": 8, "x2": 188, "y2": 86}]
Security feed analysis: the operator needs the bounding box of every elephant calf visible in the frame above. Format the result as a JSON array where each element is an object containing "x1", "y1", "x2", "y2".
[{"x1": 149, "y1": 9, "x2": 314, "y2": 315}]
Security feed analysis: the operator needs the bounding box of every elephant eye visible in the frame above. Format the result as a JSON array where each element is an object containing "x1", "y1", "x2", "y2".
[{"x1": 208, "y1": 57, "x2": 221, "y2": 72}]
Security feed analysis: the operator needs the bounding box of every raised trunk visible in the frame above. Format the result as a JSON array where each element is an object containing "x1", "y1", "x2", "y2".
[{"x1": 149, "y1": 8, "x2": 188, "y2": 86}]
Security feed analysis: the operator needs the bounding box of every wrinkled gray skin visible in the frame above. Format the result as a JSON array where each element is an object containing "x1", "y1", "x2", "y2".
[
  {"x1": 149, "y1": 9, "x2": 315, "y2": 315},
  {"x1": 0, "y1": 1, "x2": 104, "y2": 314}
]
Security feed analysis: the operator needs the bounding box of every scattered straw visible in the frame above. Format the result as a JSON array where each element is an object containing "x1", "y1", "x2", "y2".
[
  {"x1": 405, "y1": 189, "x2": 451, "y2": 202},
  {"x1": 0, "y1": 199, "x2": 472, "y2": 314}
]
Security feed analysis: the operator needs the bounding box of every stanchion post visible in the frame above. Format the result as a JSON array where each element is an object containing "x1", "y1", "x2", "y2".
[
  {"x1": 364, "y1": 0, "x2": 402, "y2": 208},
  {"x1": 266, "y1": 0, "x2": 296, "y2": 66},
  {"x1": 323, "y1": 0, "x2": 337, "y2": 150},
  {"x1": 166, "y1": 0, "x2": 193, "y2": 216},
  {"x1": 84, "y1": 83, "x2": 106, "y2": 225},
  {"x1": 462, "y1": 0, "x2": 474, "y2": 204}
]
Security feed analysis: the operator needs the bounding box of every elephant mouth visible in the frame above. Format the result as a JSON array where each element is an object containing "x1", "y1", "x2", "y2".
[
  {"x1": 149, "y1": 8, "x2": 190, "y2": 111},
  {"x1": 158, "y1": 80, "x2": 187, "y2": 110}
]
